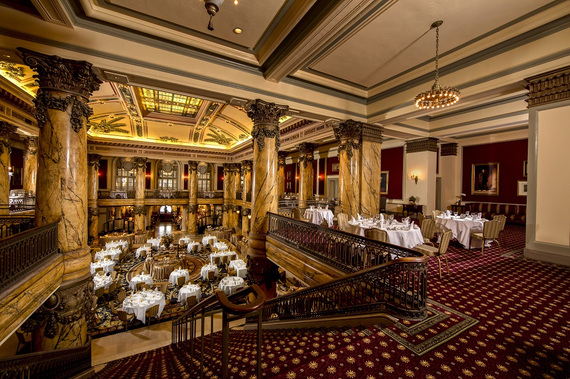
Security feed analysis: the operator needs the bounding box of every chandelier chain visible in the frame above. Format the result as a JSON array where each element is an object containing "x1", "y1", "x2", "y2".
[{"x1": 434, "y1": 25, "x2": 440, "y2": 84}]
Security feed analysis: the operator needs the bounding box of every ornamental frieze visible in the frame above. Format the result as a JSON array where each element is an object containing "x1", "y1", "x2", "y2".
[
  {"x1": 406, "y1": 137, "x2": 439, "y2": 153},
  {"x1": 333, "y1": 120, "x2": 363, "y2": 160},
  {"x1": 526, "y1": 65, "x2": 570, "y2": 108}
]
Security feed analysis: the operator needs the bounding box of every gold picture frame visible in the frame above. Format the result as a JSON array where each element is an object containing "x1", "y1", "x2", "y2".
[
  {"x1": 471, "y1": 163, "x2": 499, "y2": 195},
  {"x1": 380, "y1": 171, "x2": 389, "y2": 195}
]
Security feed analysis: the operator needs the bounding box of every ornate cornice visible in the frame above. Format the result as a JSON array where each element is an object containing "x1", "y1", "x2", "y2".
[
  {"x1": 361, "y1": 124, "x2": 383, "y2": 143},
  {"x1": 23, "y1": 136, "x2": 39, "y2": 156},
  {"x1": 298, "y1": 142, "x2": 316, "y2": 169},
  {"x1": 0, "y1": 87, "x2": 35, "y2": 116},
  {"x1": 333, "y1": 119, "x2": 362, "y2": 160},
  {"x1": 247, "y1": 99, "x2": 288, "y2": 151},
  {"x1": 526, "y1": 65, "x2": 570, "y2": 108},
  {"x1": 280, "y1": 119, "x2": 312, "y2": 136},
  {"x1": 406, "y1": 137, "x2": 439, "y2": 154},
  {"x1": 440, "y1": 143, "x2": 458, "y2": 156}
]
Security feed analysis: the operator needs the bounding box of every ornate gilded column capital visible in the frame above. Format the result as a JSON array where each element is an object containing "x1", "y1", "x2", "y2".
[
  {"x1": 18, "y1": 48, "x2": 101, "y2": 133},
  {"x1": 188, "y1": 160, "x2": 198, "y2": 172},
  {"x1": 133, "y1": 205, "x2": 146, "y2": 215},
  {"x1": 247, "y1": 99, "x2": 288, "y2": 151},
  {"x1": 0, "y1": 121, "x2": 16, "y2": 155},
  {"x1": 278, "y1": 152, "x2": 287, "y2": 168},
  {"x1": 297, "y1": 142, "x2": 316, "y2": 168},
  {"x1": 134, "y1": 157, "x2": 147, "y2": 170},
  {"x1": 241, "y1": 160, "x2": 252, "y2": 173},
  {"x1": 333, "y1": 119, "x2": 363, "y2": 160},
  {"x1": 87, "y1": 153, "x2": 101, "y2": 167},
  {"x1": 23, "y1": 136, "x2": 39, "y2": 156}
]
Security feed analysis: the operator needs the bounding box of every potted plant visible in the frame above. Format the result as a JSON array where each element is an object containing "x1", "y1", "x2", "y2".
[{"x1": 408, "y1": 195, "x2": 417, "y2": 204}]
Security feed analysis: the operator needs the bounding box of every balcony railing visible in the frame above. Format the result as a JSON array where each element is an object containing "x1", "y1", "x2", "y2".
[
  {"x1": 145, "y1": 190, "x2": 189, "y2": 199},
  {"x1": 98, "y1": 190, "x2": 135, "y2": 199},
  {"x1": 0, "y1": 212, "x2": 34, "y2": 240},
  {"x1": 0, "y1": 338, "x2": 91, "y2": 379},
  {"x1": 8, "y1": 195, "x2": 35, "y2": 212},
  {"x1": 267, "y1": 212, "x2": 422, "y2": 272},
  {"x1": 198, "y1": 191, "x2": 223, "y2": 199},
  {"x1": 0, "y1": 221, "x2": 58, "y2": 290}
]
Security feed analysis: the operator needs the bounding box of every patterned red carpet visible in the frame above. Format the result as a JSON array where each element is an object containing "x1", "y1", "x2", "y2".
[{"x1": 95, "y1": 225, "x2": 570, "y2": 378}]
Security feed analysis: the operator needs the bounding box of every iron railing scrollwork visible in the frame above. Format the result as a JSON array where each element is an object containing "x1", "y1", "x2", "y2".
[
  {"x1": 267, "y1": 212, "x2": 421, "y2": 272},
  {"x1": 0, "y1": 337, "x2": 91, "y2": 379},
  {"x1": 0, "y1": 222, "x2": 59, "y2": 289},
  {"x1": 0, "y1": 215, "x2": 34, "y2": 240}
]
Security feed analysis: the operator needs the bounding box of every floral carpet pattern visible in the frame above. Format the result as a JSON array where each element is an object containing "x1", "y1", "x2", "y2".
[{"x1": 95, "y1": 225, "x2": 570, "y2": 378}]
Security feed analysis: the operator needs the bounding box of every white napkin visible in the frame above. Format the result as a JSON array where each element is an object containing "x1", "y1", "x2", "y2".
[
  {"x1": 409, "y1": 221, "x2": 414, "y2": 230},
  {"x1": 351, "y1": 216, "x2": 356, "y2": 222},
  {"x1": 357, "y1": 213, "x2": 362, "y2": 220}
]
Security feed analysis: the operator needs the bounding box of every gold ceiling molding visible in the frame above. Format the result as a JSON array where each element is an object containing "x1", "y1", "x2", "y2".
[
  {"x1": 440, "y1": 143, "x2": 458, "y2": 156},
  {"x1": 526, "y1": 65, "x2": 570, "y2": 108}
]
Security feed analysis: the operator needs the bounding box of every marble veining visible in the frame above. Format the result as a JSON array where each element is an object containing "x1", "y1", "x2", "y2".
[
  {"x1": 187, "y1": 168, "x2": 198, "y2": 234},
  {"x1": 360, "y1": 140, "x2": 382, "y2": 216},
  {"x1": 339, "y1": 147, "x2": 361, "y2": 217}
]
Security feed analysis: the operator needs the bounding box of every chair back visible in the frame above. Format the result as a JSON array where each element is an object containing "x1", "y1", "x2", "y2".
[
  {"x1": 418, "y1": 212, "x2": 425, "y2": 226},
  {"x1": 111, "y1": 271, "x2": 117, "y2": 280},
  {"x1": 421, "y1": 219, "x2": 436, "y2": 240},
  {"x1": 337, "y1": 213, "x2": 349, "y2": 232},
  {"x1": 145, "y1": 304, "x2": 159, "y2": 318},
  {"x1": 104, "y1": 255, "x2": 112, "y2": 260},
  {"x1": 95, "y1": 287, "x2": 105, "y2": 298},
  {"x1": 493, "y1": 214, "x2": 507, "y2": 231},
  {"x1": 437, "y1": 230, "x2": 452, "y2": 256},
  {"x1": 117, "y1": 289, "x2": 126, "y2": 303},
  {"x1": 213, "y1": 256, "x2": 221, "y2": 265},
  {"x1": 432, "y1": 210, "x2": 444, "y2": 219},
  {"x1": 136, "y1": 282, "x2": 144, "y2": 291},
  {"x1": 177, "y1": 276, "x2": 186, "y2": 286},
  {"x1": 186, "y1": 295, "x2": 197, "y2": 308},
  {"x1": 292, "y1": 208, "x2": 303, "y2": 220},
  {"x1": 117, "y1": 310, "x2": 129, "y2": 322},
  {"x1": 140, "y1": 250, "x2": 147, "y2": 258},
  {"x1": 207, "y1": 270, "x2": 216, "y2": 280},
  {"x1": 364, "y1": 228, "x2": 387, "y2": 243},
  {"x1": 142, "y1": 283, "x2": 151, "y2": 291},
  {"x1": 108, "y1": 282, "x2": 117, "y2": 294},
  {"x1": 483, "y1": 220, "x2": 501, "y2": 239}
]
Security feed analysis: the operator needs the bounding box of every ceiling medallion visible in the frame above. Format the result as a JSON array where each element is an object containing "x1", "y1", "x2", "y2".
[{"x1": 415, "y1": 20, "x2": 460, "y2": 109}]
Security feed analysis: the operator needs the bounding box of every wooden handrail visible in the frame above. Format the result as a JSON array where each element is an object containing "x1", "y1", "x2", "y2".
[{"x1": 215, "y1": 284, "x2": 266, "y2": 315}]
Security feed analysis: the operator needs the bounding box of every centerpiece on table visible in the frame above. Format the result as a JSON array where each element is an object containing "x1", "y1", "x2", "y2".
[{"x1": 161, "y1": 234, "x2": 174, "y2": 249}]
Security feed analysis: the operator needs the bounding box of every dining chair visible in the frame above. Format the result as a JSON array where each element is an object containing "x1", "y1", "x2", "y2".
[
  {"x1": 136, "y1": 282, "x2": 144, "y2": 292},
  {"x1": 109, "y1": 301, "x2": 118, "y2": 315},
  {"x1": 228, "y1": 267, "x2": 237, "y2": 276},
  {"x1": 95, "y1": 267, "x2": 104, "y2": 274},
  {"x1": 493, "y1": 214, "x2": 507, "y2": 239},
  {"x1": 432, "y1": 210, "x2": 444, "y2": 219},
  {"x1": 118, "y1": 310, "x2": 134, "y2": 330},
  {"x1": 213, "y1": 256, "x2": 221, "y2": 265},
  {"x1": 186, "y1": 295, "x2": 197, "y2": 309},
  {"x1": 145, "y1": 304, "x2": 160, "y2": 326},
  {"x1": 293, "y1": 208, "x2": 309, "y2": 222},
  {"x1": 207, "y1": 270, "x2": 216, "y2": 281},
  {"x1": 421, "y1": 219, "x2": 437, "y2": 246},
  {"x1": 415, "y1": 230, "x2": 452, "y2": 279},
  {"x1": 221, "y1": 255, "x2": 229, "y2": 264},
  {"x1": 104, "y1": 255, "x2": 112, "y2": 260},
  {"x1": 104, "y1": 282, "x2": 117, "y2": 300},
  {"x1": 159, "y1": 282, "x2": 168, "y2": 294},
  {"x1": 142, "y1": 284, "x2": 151, "y2": 291},
  {"x1": 364, "y1": 228, "x2": 387, "y2": 243},
  {"x1": 111, "y1": 271, "x2": 117, "y2": 281},
  {"x1": 95, "y1": 286, "x2": 105, "y2": 299},
  {"x1": 337, "y1": 213, "x2": 350, "y2": 233},
  {"x1": 139, "y1": 250, "x2": 147, "y2": 259},
  {"x1": 117, "y1": 289, "x2": 127, "y2": 304},
  {"x1": 418, "y1": 212, "x2": 425, "y2": 226},
  {"x1": 470, "y1": 220, "x2": 502, "y2": 254},
  {"x1": 177, "y1": 276, "x2": 186, "y2": 286}
]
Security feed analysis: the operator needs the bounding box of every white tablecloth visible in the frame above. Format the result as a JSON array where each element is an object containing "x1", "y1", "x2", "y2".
[
  {"x1": 213, "y1": 242, "x2": 228, "y2": 251},
  {"x1": 179, "y1": 237, "x2": 192, "y2": 245},
  {"x1": 200, "y1": 264, "x2": 219, "y2": 280},
  {"x1": 105, "y1": 240, "x2": 129, "y2": 251},
  {"x1": 436, "y1": 216, "x2": 486, "y2": 248},
  {"x1": 136, "y1": 246, "x2": 151, "y2": 259},
  {"x1": 169, "y1": 268, "x2": 190, "y2": 285},
  {"x1": 187, "y1": 242, "x2": 202, "y2": 253},
  {"x1": 218, "y1": 276, "x2": 245, "y2": 296},
  {"x1": 90, "y1": 259, "x2": 115, "y2": 275},
  {"x1": 122, "y1": 290, "x2": 165, "y2": 323},
  {"x1": 350, "y1": 219, "x2": 424, "y2": 249},
  {"x1": 304, "y1": 208, "x2": 334, "y2": 226},
  {"x1": 202, "y1": 236, "x2": 217, "y2": 246},
  {"x1": 229, "y1": 259, "x2": 247, "y2": 278},
  {"x1": 147, "y1": 238, "x2": 161, "y2": 248},
  {"x1": 209, "y1": 251, "x2": 237, "y2": 264},
  {"x1": 129, "y1": 273, "x2": 153, "y2": 291},
  {"x1": 95, "y1": 248, "x2": 122, "y2": 261},
  {"x1": 93, "y1": 274, "x2": 113, "y2": 291},
  {"x1": 179, "y1": 284, "x2": 201, "y2": 305}
]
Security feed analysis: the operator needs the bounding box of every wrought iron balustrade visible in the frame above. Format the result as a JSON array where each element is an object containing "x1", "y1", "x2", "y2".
[
  {"x1": 235, "y1": 191, "x2": 242, "y2": 200},
  {"x1": 144, "y1": 190, "x2": 189, "y2": 199},
  {"x1": 267, "y1": 212, "x2": 422, "y2": 272},
  {"x1": 0, "y1": 221, "x2": 58, "y2": 290},
  {"x1": 8, "y1": 196, "x2": 35, "y2": 212},
  {"x1": 0, "y1": 214, "x2": 34, "y2": 239},
  {"x1": 198, "y1": 191, "x2": 224, "y2": 199},
  {"x1": 0, "y1": 337, "x2": 91, "y2": 379}
]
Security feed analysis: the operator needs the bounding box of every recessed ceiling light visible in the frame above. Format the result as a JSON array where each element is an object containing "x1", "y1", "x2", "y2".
[{"x1": 233, "y1": 28, "x2": 243, "y2": 34}]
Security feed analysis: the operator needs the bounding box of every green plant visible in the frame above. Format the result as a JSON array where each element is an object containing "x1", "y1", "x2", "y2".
[{"x1": 409, "y1": 195, "x2": 417, "y2": 203}]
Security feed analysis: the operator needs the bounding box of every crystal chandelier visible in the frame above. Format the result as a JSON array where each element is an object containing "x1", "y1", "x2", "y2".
[{"x1": 415, "y1": 21, "x2": 460, "y2": 109}]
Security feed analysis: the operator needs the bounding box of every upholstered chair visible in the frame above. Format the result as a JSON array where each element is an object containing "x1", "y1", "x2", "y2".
[
  {"x1": 470, "y1": 220, "x2": 502, "y2": 254},
  {"x1": 421, "y1": 219, "x2": 436, "y2": 246},
  {"x1": 415, "y1": 230, "x2": 452, "y2": 279},
  {"x1": 364, "y1": 228, "x2": 387, "y2": 243}
]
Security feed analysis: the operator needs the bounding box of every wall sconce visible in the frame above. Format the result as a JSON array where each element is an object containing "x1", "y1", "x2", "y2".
[
  {"x1": 236, "y1": 210, "x2": 240, "y2": 214},
  {"x1": 247, "y1": 214, "x2": 251, "y2": 219},
  {"x1": 410, "y1": 172, "x2": 419, "y2": 184}
]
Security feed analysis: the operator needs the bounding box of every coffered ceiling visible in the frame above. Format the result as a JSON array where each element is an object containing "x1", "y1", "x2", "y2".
[{"x1": 0, "y1": 0, "x2": 569, "y2": 154}]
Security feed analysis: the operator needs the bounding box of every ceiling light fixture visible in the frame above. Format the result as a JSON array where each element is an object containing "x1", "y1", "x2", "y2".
[
  {"x1": 415, "y1": 20, "x2": 460, "y2": 109},
  {"x1": 204, "y1": 0, "x2": 225, "y2": 31},
  {"x1": 233, "y1": 27, "x2": 242, "y2": 34}
]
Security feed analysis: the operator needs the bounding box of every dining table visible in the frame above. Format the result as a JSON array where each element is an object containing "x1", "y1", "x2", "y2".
[
  {"x1": 136, "y1": 246, "x2": 152, "y2": 259},
  {"x1": 179, "y1": 236, "x2": 193, "y2": 245},
  {"x1": 202, "y1": 236, "x2": 217, "y2": 246},
  {"x1": 147, "y1": 238, "x2": 161, "y2": 249},
  {"x1": 209, "y1": 250, "x2": 237, "y2": 264},
  {"x1": 187, "y1": 242, "x2": 202, "y2": 253},
  {"x1": 105, "y1": 240, "x2": 129, "y2": 251},
  {"x1": 169, "y1": 268, "x2": 190, "y2": 285},
  {"x1": 122, "y1": 289, "x2": 165, "y2": 323},
  {"x1": 129, "y1": 273, "x2": 153, "y2": 291},
  {"x1": 90, "y1": 259, "x2": 116, "y2": 275},
  {"x1": 93, "y1": 273, "x2": 113, "y2": 291},
  {"x1": 229, "y1": 259, "x2": 247, "y2": 278},
  {"x1": 200, "y1": 263, "x2": 219, "y2": 280},
  {"x1": 304, "y1": 207, "x2": 334, "y2": 226},
  {"x1": 349, "y1": 218, "x2": 424, "y2": 249},
  {"x1": 151, "y1": 258, "x2": 179, "y2": 280},
  {"x1": 179, "y1": 283, "x2": 202, "y2": 305},
  {"x1": 436, "y1": 215, "x2": 487, "y2": 248},
  {"x1": 213, "y1": 242, "x2": 228, "y2": 251},
  {"x1": 218, "y1": 276, "x2": 245, "y2": 296},
  {"x1": 95, "y1": 248, "x2": 122, "y2": 261}
]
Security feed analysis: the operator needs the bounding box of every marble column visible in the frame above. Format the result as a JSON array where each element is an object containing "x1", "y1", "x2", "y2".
[
  {"x1": 232, "y1": 165, "x2": 241, "y2": 229},
  {"x1": 333, "y1": 120, "x2": 362, "y2": 217},
  {"x1": 241, "y1": 160, "x2": 252, "y2": 203},
  {"x1": 87, "y1": 154, "x2": 100, "y2": 245},
  {"x1": 134, "y1": 157, "x2": 147, "y2": 234},
  {"x1": 187, "y1": 160, "x2": 198, "y2": 236},
  {"x1": 360, "y1": 125, "x2": 383, "y2": 216},
  {"x1": 247, "y1": 99, "x2": 288, "y2": 281},
  {"x1": 19, "y1": 48, "x2": 101, "y2": 351},
  {"x1": 297, "y1": 143, "x2": 315, "y2": 211},
  {"x1": 222, "y1": 163, "x2": 232, "y2": 228},
  {"x1": 23, "y1": 136, "x2": 39, "y2": 195},
  {"x1": 278, "y1": 152, "x2": 287, "y2": 197},
  {"x1": 0, "y1": 122, "x2": 15, "y2": 215},
  {"x1": 242, "y1": 208, "x2": 250, "y2": 237}
]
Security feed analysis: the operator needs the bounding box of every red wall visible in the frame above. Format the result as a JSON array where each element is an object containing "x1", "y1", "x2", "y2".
[
  {"x1": 381, "y1": 146, "x2": 404, "y2": 200},
  {"x1": 462, "y1": 139, "x2": 527, "y2": 204},
  {"x1": 326, "y1": 156, "x2": 339, "y2": 175}
]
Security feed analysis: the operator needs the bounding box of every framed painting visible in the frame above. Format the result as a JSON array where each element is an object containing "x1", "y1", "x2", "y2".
[
  {"x1": 517, "y1": 180, "x2": 528, "y2": 196},
  {"x1": 331, "y1": 163, "x2": 340, "y2": 173},
  {"x1": 471, "y1": 163, "x2": 499, "y2": 195},
  {"x1": 380, "y1": 171, "x2": 389, "y2": 195}
]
